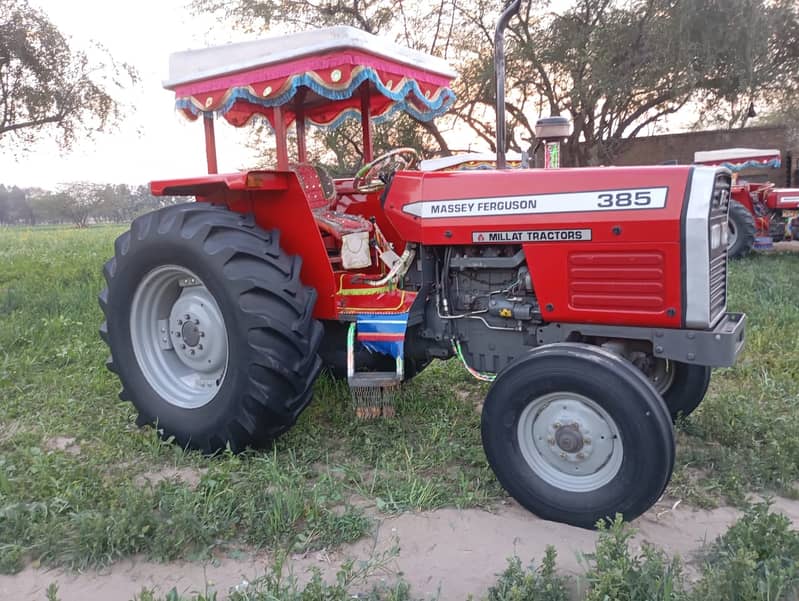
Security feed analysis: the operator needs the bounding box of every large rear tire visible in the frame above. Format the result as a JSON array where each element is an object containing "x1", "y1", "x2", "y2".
[
  {"x1": 99, "y1": 203, "x2": 323, "y2": 453},
  {"x1": 727, "y1": 200, "x2": 756, "y2": 258},
  {"x1": 481, "y1": 343, "x2": 674, "y2": 529}
]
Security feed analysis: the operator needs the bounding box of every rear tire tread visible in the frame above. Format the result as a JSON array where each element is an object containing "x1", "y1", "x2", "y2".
[{"x1": 99, "y1": 203, "x2": 322, "y2": 452}]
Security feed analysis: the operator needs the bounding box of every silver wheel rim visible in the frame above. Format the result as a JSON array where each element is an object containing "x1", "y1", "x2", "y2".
[
  {"x1": 130, "y1": 265, "x2": 229, "y2": 409},
  {"x1": 517, "y1": 392, "x2": 623, "y2": 492},
  {"x1": 728, "y1": 218, "x2": 738, "y2": 249}
]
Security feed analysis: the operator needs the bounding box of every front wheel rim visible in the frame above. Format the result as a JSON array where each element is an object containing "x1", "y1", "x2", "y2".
[
  {"x1": 130, "y1": 265, "x2": 229, "y2": 409},
  {"x1": 517, "y1": 392, "x2": 623, "y2": 492}
]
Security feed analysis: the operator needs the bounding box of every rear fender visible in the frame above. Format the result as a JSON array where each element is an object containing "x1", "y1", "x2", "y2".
[{"x1": 150, "y1": 170, "x2": 338, "y2": 318}]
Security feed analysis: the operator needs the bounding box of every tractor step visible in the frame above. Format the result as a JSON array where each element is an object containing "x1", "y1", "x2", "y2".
[
  {"x1": 348, "y1": 372, "x2": 402, "y2": 419},
  {"x1": 346, "y1": 321, "x2": 406, "y2": 419}
]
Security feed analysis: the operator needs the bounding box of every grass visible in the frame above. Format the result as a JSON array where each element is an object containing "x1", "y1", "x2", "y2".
[
  {"x1": 670, "y1": 252, "x2": 799, "y2": 505},
  {"x1": 0, "y1": 225, "x2": 798, "y2": 576},
  {"x1": 0, "y1": 225, "x2": 499, "y2": 574},
  {"x1": 50, "y1": 502, "x2": 799, "y2": 600}
]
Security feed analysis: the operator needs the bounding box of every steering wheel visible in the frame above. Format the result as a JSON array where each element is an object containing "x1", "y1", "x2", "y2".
[{"x1": 352, "y1": 148, "x2": 420, "y2": 193}]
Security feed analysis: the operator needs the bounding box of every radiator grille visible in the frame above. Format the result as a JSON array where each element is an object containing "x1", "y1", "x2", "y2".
[
  {"x1": 708, "y1": 174, "x2": 730, "y2": 323},
  {"x1": 568, "y1": 252, "x2": 665, "y2": 312}
]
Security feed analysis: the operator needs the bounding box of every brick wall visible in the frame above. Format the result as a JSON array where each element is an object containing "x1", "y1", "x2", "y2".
[{"x1": 608, "y1": 125, "x2": 798, "y2": 186}]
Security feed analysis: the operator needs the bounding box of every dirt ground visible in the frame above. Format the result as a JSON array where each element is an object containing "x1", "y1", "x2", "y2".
[
  {"x1": 771, "y1": 240, "x2": 799, "y2": 252},
  {"x1": 3, "y1": 496, "x2": 799, "y2": 601}
]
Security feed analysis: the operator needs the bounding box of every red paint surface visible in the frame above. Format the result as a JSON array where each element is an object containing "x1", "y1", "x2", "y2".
[{"x1": 384, "y1": 167, "x2": 691, "y2": 327}]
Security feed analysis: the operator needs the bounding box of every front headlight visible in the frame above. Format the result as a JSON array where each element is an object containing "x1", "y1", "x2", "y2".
[{"x1": 711, "y1": 224, "x2": 722, "y2": 249}]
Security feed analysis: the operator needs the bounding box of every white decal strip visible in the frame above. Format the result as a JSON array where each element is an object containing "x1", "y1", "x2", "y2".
[
  {"x1": 472, "y1": 229, "x2": 592, "y2": 243},
  {"x1": 403, "y1": 187, "x2": 668, "y2": 218}
]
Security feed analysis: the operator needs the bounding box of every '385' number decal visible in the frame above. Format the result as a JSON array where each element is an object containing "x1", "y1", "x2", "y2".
[{"x1": 597, "y1": 190, "x2": 653, "y2": 208}]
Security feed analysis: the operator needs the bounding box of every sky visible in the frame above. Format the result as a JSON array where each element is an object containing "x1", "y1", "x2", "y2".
[{"x1": 0, "y1": 0, "x2": 264, "y2": 189}]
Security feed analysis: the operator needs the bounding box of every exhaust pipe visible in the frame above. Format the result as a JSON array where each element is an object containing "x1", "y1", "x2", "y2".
[{"x1": 494, "y1": 0, "x2": 522, "y2": 170}]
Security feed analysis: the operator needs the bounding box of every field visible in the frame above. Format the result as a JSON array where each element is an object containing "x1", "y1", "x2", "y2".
[{"x1": 1, "y1": 225, "x2": 799, "y2": 600}]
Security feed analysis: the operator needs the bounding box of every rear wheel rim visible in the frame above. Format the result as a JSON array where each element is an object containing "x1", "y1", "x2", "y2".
[
  {"x1": 130, "y1": 265, "x2": 229, "y2": 408},
  {"x1": 647, "y1": 358, "x2": 675, "y2": 395},
  {"x1": 517, "y1": 392, "x2": 623, "y2": 492}
]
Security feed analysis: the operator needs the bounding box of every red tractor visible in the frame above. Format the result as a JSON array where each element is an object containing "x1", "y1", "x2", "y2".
[
  {"x1": 694, "y1": 148, "x2": 799, "y2": 257},
  {"x1": 100, "y1": 2, "x2": 745, "y2": 528}
]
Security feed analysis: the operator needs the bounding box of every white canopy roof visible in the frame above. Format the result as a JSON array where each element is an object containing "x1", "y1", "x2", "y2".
[
  {"x1": 694, "y1": 148, "x2": 781, "y2": 163},
  {"x1": 165, "y1": 26, "x2": 457, "y2": 88}
]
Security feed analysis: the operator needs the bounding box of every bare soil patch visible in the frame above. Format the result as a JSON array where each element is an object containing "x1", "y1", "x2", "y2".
[
  {"x1": 4, "y1": 496, "x2": 799, "y2": 601},
  {"x1": 133, "y1": 466, "x2": 207, "y2": 489}
]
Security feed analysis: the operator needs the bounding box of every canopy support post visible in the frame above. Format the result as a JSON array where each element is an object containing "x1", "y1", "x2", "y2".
[
  {"x1": 203, "y1": 114, "x2": 218, "y2": 174},
  {"x1": 274, "y1": 105, "x2": 289, "y2": 170},
  {"x1": 360, "y1": 84, "x2": 373, "y2": 163},
  {"x1": 296, "y1": 90, "x2": 308, "y2": 163}
]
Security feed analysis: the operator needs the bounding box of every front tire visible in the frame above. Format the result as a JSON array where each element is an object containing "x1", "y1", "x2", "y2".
[
  {"x1": 481, "y1": 343, "x2": 674, "y2": 529},
  {"x1": 99, "y1": 203, "x2": 323, "y2": 452}
]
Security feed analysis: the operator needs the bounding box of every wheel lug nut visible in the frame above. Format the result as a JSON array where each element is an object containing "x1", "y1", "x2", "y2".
[
  {"x1": 194, "y1": 319, "x2": 199, "y2": 325},
  {"x1": 200, "y1": 332, "x2": 205, "y2": 337},
  {"x1": 181, "y1": 344, "x2": 186, "y2": 349},
  {"x1": 572, "y1": 421, "x2": 579, "y2": 428},
  {"x1": 190, "y1": 349, "x2": 195, "y2": 355},
  {"x1": 576, "y1": 452, "x2": 585, "y2": 459},
  {"x1": 198, "y1": 344, "x2": 203, "y2": 350},
  {"x1": 185, "y1": 314, "x2": 191, "y2": 320},
  {"x1": 553, "y1": 422, "x2": 561, "y2": 429},
  {"x1": 177, "y1": 319, "x2": 183, "y2": 325},
  {"x1": 584, "y1": 437, "x2": 591, "y2": 445},
  {"x1": 559, "y1": 452, "x2": 566, "y2": 458},
  {"x1": 547, "y1": 437, "x2": 555, "y2": 445}
]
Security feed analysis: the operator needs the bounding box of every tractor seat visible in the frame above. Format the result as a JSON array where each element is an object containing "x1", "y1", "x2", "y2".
[
  {"x1": 291, "y1": 162, "x2": 337, "y2": 209},
  {"x1": 291, "y1": 162, "x2": 372, "y2": 240}
]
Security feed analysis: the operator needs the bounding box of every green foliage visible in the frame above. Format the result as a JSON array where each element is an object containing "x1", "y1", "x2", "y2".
[
  {"x1": 670, "y1": 252, "x2": 799, "y2": 506},
  {"x1": 582, "y1": 515, "x2": 686, "y2": 601},
  {"x1": 1, "y1": 226, "x2": 799, "y2": 588},
  {"x1": 128, "y1": 546, "x2": 421, "y2": 601},
  {"x1": 0, "y1": 0, "x2": 136, "y2": 149},
  {"x1": 485, "y1": 546, "x2": 569, "y2": 601},
  {"x1": 691, "y1": 502, "x2": 799, "y2": 601},
  {"x1": 193, "y1": 0, "x2": 799, "y2": 166},
  {"x1": 0, "y1": 226, "x2": 499, "y2": 575}
]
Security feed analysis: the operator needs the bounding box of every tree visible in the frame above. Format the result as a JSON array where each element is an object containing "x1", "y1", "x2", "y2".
[
  {"x1": 690, "y1": 0, "x2": 799, "y2": 129},
  {"x1": 456, "y1": 0, "x2": 799, "y2": 165},
  {"x1": 49, "y1": 182, "x2": 105, "y2": 227},
  {"x1": 191, "y1": 0, "x2": 799, "y2": 168},
  {"x1": 0, "y1": 0, "x2": 136, "y2": 149}
]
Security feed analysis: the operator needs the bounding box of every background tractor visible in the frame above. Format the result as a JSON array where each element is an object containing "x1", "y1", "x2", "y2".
[
  {"x1": 695, "y1": 148, "x2": 799, "y2": 257},
  {"x1": 100, "y1": 1, "x2": 745, "y2": 529}
]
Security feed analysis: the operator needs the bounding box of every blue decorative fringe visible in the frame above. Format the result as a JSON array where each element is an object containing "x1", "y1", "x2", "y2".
[
  {"x1": 720, "y1": 158, "x2": 782, "y2": 172},
  {"x1": 176, "y1": 66, "x2": 455, "y2": 129}
]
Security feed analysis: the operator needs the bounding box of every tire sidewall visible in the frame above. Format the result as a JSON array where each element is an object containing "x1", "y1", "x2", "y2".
[
  {"x1": 108, "y1": 227, "x2": 252, "y2": 440},
  {"x1": 661, "y1": 361, "x2": 711, "y2": 419},
  {"x1": 481, "y1": 345, "x2": 674, "y2": 528}
]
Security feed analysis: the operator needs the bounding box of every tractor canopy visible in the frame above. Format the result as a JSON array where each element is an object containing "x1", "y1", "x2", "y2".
[
  {"x1": 693, "y1": 148, "x2": 782, "y2": 171},
  {"x1": 163, "y1": 26, "x2": 456, "y2": 172},
  {"x1": 165, "y1": 26, "x2": 456, "y2": 129}
]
